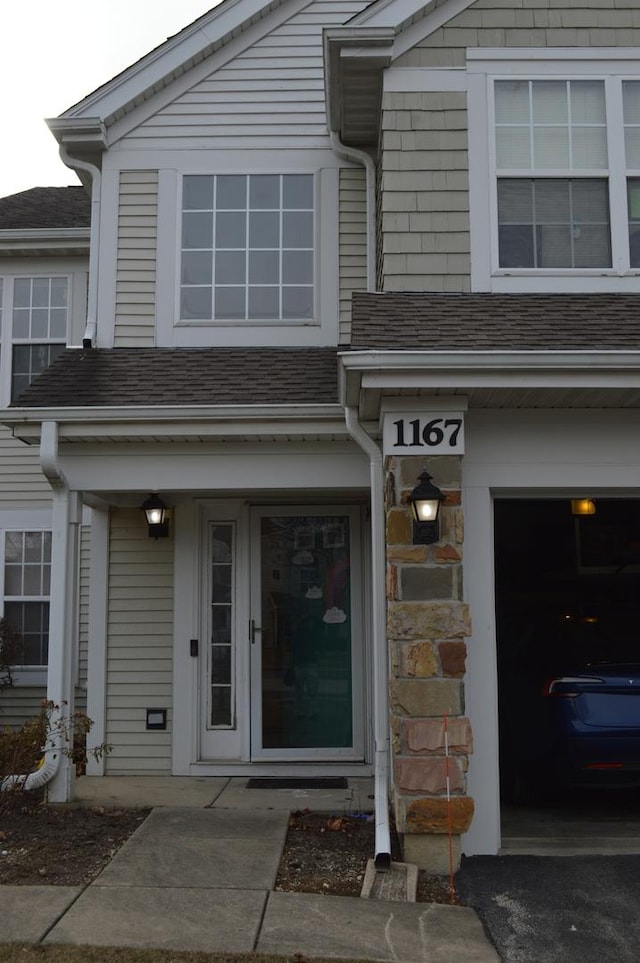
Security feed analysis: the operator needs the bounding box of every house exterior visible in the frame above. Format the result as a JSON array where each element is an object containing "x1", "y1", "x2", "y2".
[{"x1": 2, "y1": 0, "x2": 640, "y2": 871}]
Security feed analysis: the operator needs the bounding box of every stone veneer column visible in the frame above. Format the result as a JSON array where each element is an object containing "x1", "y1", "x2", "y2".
[{"x1": 386, "y1": 454, "x2": 473, "y2": 873}]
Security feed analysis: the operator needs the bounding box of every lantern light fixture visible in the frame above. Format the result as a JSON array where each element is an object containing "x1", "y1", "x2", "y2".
[
  {"x1": 141, "y1": 493, "x2": 170, "y2": 539},
  {"x1": 571, "y1": 498, "x2": 596, "y2": 516},
  {"x1": 408, "y1": 469, "x2": 445, "y2": 544}
]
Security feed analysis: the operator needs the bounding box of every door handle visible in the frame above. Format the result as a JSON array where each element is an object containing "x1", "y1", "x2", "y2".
[{"x1": 249, "y1": 619, "x2": 262, "y2": 644}]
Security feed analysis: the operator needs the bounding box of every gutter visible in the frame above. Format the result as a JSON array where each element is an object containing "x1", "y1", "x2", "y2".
[{"x1": 59, "y1": 147, "x2": 101, "y2": 348}]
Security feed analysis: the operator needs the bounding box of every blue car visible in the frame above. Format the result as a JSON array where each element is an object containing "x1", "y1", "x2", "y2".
[{"x1": 543, "y1": 663, "x2": 640, "y2": 788}]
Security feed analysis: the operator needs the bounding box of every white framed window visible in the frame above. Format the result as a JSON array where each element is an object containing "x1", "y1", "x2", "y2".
[
  {"x1": 0, "y1": 275, "x2": 69, "y2": 404},
  {"x1": 2, "y1": 530, "x2": 52, "y2": 669},
  {"x1": 468, "y1": 51, "x2": 640, "y2": 292},
  {"x1": 180, "y1": 173, "x2": 315, "y2": 323}
]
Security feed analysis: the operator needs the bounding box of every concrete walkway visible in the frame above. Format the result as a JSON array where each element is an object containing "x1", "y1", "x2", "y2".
[{"x1": 3, "y1": 777, "x2": 500, "y2": 962}]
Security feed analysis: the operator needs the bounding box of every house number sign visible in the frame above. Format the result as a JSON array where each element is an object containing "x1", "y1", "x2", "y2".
[{"x1": 382, "y1": 411, "x2": 465, "y2": 456}]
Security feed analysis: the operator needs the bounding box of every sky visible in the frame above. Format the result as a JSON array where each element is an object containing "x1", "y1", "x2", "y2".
[{"x1": 0, "y1": 1, "x2": 223, "y2": 199}]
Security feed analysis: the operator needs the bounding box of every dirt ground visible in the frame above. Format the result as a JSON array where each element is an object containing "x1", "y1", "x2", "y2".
[{"x1": 0, "y1": 794, "x2": 454, "y2": 903}]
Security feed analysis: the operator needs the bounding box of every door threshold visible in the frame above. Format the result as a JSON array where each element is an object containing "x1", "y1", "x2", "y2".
[{"x1": 188, "y1": 762, "x2": 373, "y2": 777}]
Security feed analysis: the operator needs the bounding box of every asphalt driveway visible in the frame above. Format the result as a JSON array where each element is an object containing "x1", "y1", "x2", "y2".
[{"x1": 456, "y1": 855, "x2": 640, "y2": 963}]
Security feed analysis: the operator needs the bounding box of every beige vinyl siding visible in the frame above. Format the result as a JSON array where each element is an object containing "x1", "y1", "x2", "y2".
[
  {"x1": 0, "y1": 687, "x2": 86, "y2": 730},
  {"x1": 114, "y1": 172, "x2": 158, "y2": 347},
  {"x1": 0, "y1": 427, "x2": 51, "y2": 505},
  {"x1": 124, "y1": 1, "x2": 369, "y2": 150},
  {"x1": 380, "y1": 92, "x2": 470, "y2": 292},
  {"x1": 397, "y1": 0, "x2": 640, "y2": 68},
  {"x1": 105, "y1": 509, "x2": 173, "y2": 774},
  {"x1": 339, "y1": 166, "x2": 368, "y2": 344}
]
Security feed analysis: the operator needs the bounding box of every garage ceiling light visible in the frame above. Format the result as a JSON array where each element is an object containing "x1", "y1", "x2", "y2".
[{"x1": 571, "y1": 498, "x2": 596, "y2": 516}]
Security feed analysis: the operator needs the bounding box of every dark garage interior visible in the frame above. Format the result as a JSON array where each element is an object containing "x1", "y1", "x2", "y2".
[{"x1": 494, "y1": 498, "x2": 640, "y2": 847}]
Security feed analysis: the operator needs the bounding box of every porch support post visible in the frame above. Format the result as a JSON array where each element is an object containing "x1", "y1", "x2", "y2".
[{"x1": 41, "y1": 421, "x2": 82, "y2": 802}]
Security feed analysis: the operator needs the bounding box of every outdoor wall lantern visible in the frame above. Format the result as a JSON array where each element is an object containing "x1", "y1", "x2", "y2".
[
  {"x1": 408, "y1": 469, "x2": 445, "y2": 545},
  {"x1": 571, "y1": 498, "x2": 596, "y2": 516},
  {"x1": 141, "y1": 493, "x2": 170, "y2": 539}
]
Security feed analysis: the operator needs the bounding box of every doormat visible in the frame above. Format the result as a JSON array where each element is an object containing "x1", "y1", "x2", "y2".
[{"x1": 245, "y1": 777, "x2": 348, "y2": 790}]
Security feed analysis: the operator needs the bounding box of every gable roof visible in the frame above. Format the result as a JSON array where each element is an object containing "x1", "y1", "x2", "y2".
[
  {"x1": 350, "y1": 292, "x2": 640, "y2": 352},
  {"x1": 11, "y1": 346, "x2": 339, "y2": 409},
  {"x1": 0, "y1": 187, "x2": 90, "y2": 230}
]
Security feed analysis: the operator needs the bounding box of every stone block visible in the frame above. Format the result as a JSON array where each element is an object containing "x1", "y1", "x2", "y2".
[
  {"x1": 386, "y1": 508, "x2": 411, "y2": 545},
  {"x1": 402, "y1": 832, "x2": 461, "y2": 874},
  {"x1": 439, "y1": 640, "x2": 467, "y2": 677},
  {"x1": 386, "y1": 563, "x2": 398, "y2": 601},
  {"x1": 396, "y1": 456, "x2": 462, "y2": 490},
  {"x1": 405, "y1": 797, "x2": 475, "y2": 835},
  {"x1": 399, "y1": 641, "x2": 437, "y2": 679},
  {"x1": 401, "y1": 566, "x2": 454, "y2": 601},
  {"x1": 390, "y1": 678, "x2": 462, "y2": 717},
  {"x1": 387, "y1": 545, "x2": 429, "y2": 563},
  {"x1": 433, "y1": 544, "x2": 461, "y2": 563},
  {"x1": 394, "y1": 756, "x2": 464, "y2": 794},
  {"x1": 387, "y1": 600, "x2": 471, "y2": 641},
  {"x1": 403, "y1": 716, "x2": 472, "y2": 755}
]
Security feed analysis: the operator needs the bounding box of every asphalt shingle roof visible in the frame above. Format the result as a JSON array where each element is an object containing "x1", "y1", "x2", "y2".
[
  {"x1": 0, "y1": 187, "x2": 91, "y2": 230},
  {"x1": 12, "y1": 347, "x2": 339, "y2": 408},
  {"x1": 350, "y1": 292, "x2": 640, "y2": 351}
]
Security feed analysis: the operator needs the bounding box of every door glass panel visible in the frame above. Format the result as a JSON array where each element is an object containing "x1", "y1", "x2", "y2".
[
  {"x1": 260, "y1": 515, "x2": 353, "y2": 750},
  {"x1": 208, "y1": 523, "x2": 234, "y2": 728}
]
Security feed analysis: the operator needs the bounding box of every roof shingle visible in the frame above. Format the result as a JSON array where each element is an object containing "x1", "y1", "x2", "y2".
[
  {"x1": 0, "y1": 187, "x2": 90, "y2": 230},
  {"x1": 12, "y1": 347, "x2": 339, "y2": 408},
  {"x1": 350, "y1": 292, "x2": 640, "y2": 351}
]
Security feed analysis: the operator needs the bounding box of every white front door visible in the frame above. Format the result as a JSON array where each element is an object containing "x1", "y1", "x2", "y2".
[
  {"x1": 249, "y1": 506, "x2": 365, "y2": 761},
  {"x1": 197, "y1": 502, "x2": 365, "y2": 765}
]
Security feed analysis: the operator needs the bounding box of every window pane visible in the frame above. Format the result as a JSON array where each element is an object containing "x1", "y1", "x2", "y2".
[
  {"x1": 5, "y1": 564, "x2": 22, "y2": 595},
  {"x1": 216, "y1": 212, "x2": 246, "y2": 248},
  {"x1": 4, "y1": 532, "x2": 23, "y2": 563},
  {"x1": 216, "y1": 175, "x2": 247, "y2": 209},
  {"x1": 32, "y1": 278, "x2": 50, "y2": 307},
  {"x1": 182, "y1": 212, "x2": 213, "y2": 249},
  {"x1": 283, "y1": 211, "x2": 313, "y2": 248},
  {"x1": 50, "y1": 278, "x2": 68, "y2": 307},
  {"x1": 211, "y1": 646, "x2": 231, "y2": 684},
  {"x1": 181, "y1": 287, "x2": 211, "y2": 320},
  {"x1": 495, "y1": 81, "x2": 530, "y2": 124},
  {"x1": 532, "y1": 81, "x2": 567, "y2": 124},
  {"x1": 214, "y1": 287, "x2": 245, "y2": 319},
  {"x1": 283, "y1": 250, "x2": 313, "y2": 284},
  {"x1": 215, "y1": 251, "x2": 246, "y2": 284},
  {"x1": 183, "y1": 176, "x2": 214, "y2": 210},
  {"x1": 498, "y1": 226, "x2": 534, "y2": 270},
  {"x1": 211, "y1": 687, "x2": 231, "y2": 726},
  {"x1": 283, "y1": 174, "x2": 313, "y2": 209},
  {"x1": 24, "y1": 532, "x2": 44, "y2": 562},
  {"x1": 572, "y1": 128, "x2": 608, "y2": 169},
  {"x1": 181, "y1": 252, "x2": 212, "y2": 285},
  {"x1": 50, "y1": 309, "x2": 67, "y2": 339},
  {"x1": 535, "y1": 181, "x2": 570, "y2": 223},
  {"x1": 623, "y1": 81, "x2": 640, "y2": 125},
  {"x1": 212, "y1": 566, "x2": 232, "y2": 603},
  {"x1": 12, "y1": 309, "x2": 29, "y2": 339},
  {"x1": 11, "y1": 344, "x2": 65, "y2": 402},
  {"x1": 248, "y1": 287, "x2": 279, "y2": 319},
  {"x1": 496, "y1": 128, "x2": 531, "y2": 169},
  {"x1": 625, "y1": 128, "x2": 640, "y2": 169},
  {"x1": 250, "y1": 175, "x2": 280, "y2": 209},
  {"x1": 537, "y1": 225, "x2": 572, "y2": 268},
  {"x1": 249, "y1": 212, "x2": 279, "y2": 248},
  {"x1": 571, "y1": 81, "x2": 605, "y2": 124},
  {"x1": 628, "y1": 179, "x2": 640, "y2": 267},
  {"x1": 211, "y1": 606, "x2": 231, "y2": 643},
  {"x1": 212, "y1": 527, "x2": 232, "y2": 563},
  {"x1": 282, "y1": 286, "x2": 314, "y2": 319},
  {"x1": 533, "y1": 127, "x2": 569, "y2": 168},
  {"x1": 31, "y1": 309, "x2": 49, "y2": 340},
  {"x1": 13, "y1": 279, "x2": 31, "y2": 308},
  {"x1": 574, "y1": 225, "x2": 612, "y2": 268},
  {"x1": 249, "y1": 251, "x2": 279, "y2": 284}
]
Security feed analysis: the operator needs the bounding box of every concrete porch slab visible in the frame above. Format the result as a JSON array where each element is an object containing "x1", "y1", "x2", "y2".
[
  {"x1": 214, "y1": 775, "x2": 374, "y2": 812},
  {"x1": 74, "y1": 775, "x2": 229, "y2": 808},
  {"x1": 44, "y1": 885, "x2": 267, "y2": 953},
  {"x1": 258, "y1": 892, "x2": 501, "y2": 962},
  {"x1": 2, "y1": 886, "x2": 83, "y2": 943}
]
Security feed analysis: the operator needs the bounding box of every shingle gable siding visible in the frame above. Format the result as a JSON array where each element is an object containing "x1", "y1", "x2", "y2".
[{"x1": 380, "y1": 0, "x2": 640, "y2": 294}]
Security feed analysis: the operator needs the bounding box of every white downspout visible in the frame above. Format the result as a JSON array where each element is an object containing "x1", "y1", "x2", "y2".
[
  {"x1": 345, "y1": 407, "x2": 391, "y2": 867},
  {"x1": 59, "y1": 146, "x2": 101, "y2": 348},
  {"x1": 330, "y1": 133, "x2": 390, "y2": 866}
]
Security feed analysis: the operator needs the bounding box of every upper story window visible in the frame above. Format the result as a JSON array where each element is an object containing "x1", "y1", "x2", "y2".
[
  {"x1": 180, "y1": 174, "x2": 315, "y2": 323},
  {"x1": 0, "y1": 275, "x2": 68, "y2": 404},
  {"x1": 468, "y1": 52, "x2": 640, "y2": 292}
]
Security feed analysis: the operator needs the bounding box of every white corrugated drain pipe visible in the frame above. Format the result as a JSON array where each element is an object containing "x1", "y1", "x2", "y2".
[
  {"x1": 59, "y1": 145, "x2": 101, "y2": 348},
  {"x1": 345, "y1": 407, "x2": 391, "y2": 869},
  {"x1": 1, "y1": 742, "x2": 61, "y2": 793}
]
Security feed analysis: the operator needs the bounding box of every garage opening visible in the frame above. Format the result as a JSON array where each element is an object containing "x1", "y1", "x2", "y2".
[{"x1": 494, "y1": 498, "x2": 640, "y2": 851}]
